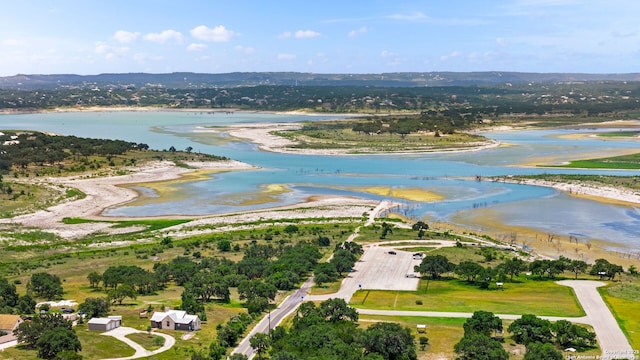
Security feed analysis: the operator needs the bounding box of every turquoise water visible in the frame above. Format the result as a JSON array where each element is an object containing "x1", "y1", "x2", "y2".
[{"x1": 2, "y1": 111, "x2": 639, "y2": 250}]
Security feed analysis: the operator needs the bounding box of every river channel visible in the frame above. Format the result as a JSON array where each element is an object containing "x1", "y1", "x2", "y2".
[{"x1": 1, "y1": 111, "x2": 639, "y2": 251}]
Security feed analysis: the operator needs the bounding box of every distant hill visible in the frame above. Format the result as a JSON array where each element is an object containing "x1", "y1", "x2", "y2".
[{"x1": 1, "y1": 71, "x2": 640, "y2": 90}]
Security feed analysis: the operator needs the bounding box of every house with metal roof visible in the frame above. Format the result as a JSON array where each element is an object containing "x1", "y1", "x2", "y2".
[{"x1": 150, "y1": 310, "x2": 200, "y2": 331}]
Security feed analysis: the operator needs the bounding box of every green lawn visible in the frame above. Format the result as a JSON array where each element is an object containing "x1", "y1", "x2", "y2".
[
  {"x1": 351, "y1": 278, "x2": 584, "y2": 317},
  {"x1": 76, "y1": 328, "x2": 136, "y2": 359},
  {"x1": 600, "y1": 282, "x2": 640, "y2": 349},
  {"x1": 126, "y1": 333, "x2": 164, "y2": 351}
]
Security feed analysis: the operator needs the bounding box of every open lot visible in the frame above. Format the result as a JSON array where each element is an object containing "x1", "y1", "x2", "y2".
[{"x1": 355, "y1": 245, "x2": 422, "y2": 291}]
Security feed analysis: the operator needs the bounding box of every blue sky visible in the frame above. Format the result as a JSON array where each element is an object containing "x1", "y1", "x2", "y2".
[{"x1": 1, "y1": 0, "x2": 638, "y2": 76}]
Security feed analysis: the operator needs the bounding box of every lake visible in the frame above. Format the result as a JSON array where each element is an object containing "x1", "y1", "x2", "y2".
[{"x1": 1, "y1": 111, "x2": 639, "y2": 251}]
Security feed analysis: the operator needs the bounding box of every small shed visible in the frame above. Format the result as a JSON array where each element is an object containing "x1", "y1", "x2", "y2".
[
  {"x1": 88, "y1": 317, "x2": 121, "y2": 331},
  {"x1": 416, "y1": 324, "x2": 426, "y2": 333}
]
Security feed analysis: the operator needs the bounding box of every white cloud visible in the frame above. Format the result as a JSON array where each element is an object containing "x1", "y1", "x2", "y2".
[
  {"x1": 295, "y1": 30, "x2": 321, "y2": 39},
  {"x1": 380, "y1": 50, "x2": 395, "y2": 58},
  {"x1": 94, "y1": 42, "x2": 109, "y2": 54},
  {"x1": 440, "y1": 51, "x2": 462, "y2": 61},
  {"x1": 278, "y1": 31, "x2": 292, "y2": 39},
  {"x1": 190, "y1": 25, "x2": 236, "y2": 42},
  {"x1": 496, "y1": 37, "x2": 508, "y2": 47},
  {"x1": 348, "y1": 27, "x2": 369, "y2": 37},
  {"x1": 143, "y1": 30, "x2": 184, "y2": 44},
  {"x1": 95, "y1": 42, "x2": 130, "y2": 60},
  {"x1": 234, "y1": 45, "x2": 255, "y2": 54},
  {"x1": 113, "y1": 30, "x2": 140, "y2": 43},
  {"x1": 2, "y1": 38, "x2": 24, "y2": 46},
  {"x1": 187, "y1": 43, "x2": 208, "y2": 51},
  {"x1": 277, "y1": 53, "x2": 296, "y2": 60}
]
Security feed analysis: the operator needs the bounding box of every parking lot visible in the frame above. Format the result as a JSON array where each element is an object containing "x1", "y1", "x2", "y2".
[{"x1": 353, "y1": 244, "x2": 422, "y2": 291}]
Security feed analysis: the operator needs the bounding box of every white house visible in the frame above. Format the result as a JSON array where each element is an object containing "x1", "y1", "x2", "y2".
[
  {"x1": 150, "y1": 310, "x2": 201, "y2": 331},
  {"x1": 88, "y1": 316, "x2": 122, "y2": 331}
]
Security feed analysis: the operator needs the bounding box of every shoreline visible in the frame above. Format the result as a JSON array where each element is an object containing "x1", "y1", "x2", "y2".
[
  {"x1": 0, "y1": 160, "x2": 258, "y2": 238},
  {"x1": 492, "y1": 177, "x2": 640, "y2": 205},
  {"x1": 219, "y1": 122, "x2": 501, "y2": 156},
  {"x1": 0, "y1": 159, "x2": 393, "y2": 240}
]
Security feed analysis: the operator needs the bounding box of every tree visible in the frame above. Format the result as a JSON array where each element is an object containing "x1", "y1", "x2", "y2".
[
  {"x1": 87, "y1": 271, "x2": 102, "y2": 288},
  {"x1": 27, "y1": 272, "x2": 64, "y2": 300},
  {"x1": 250, "y1": 333, "x2": 271, "y2": 360},
  {"x1": 361, "y1": 322, "x2": 417, "y2": 360},
  {"x1": 567, "y1": 259, "x2": 588, "y2": 280},
  {"x1": 380, "y1": 222, "x2": 394, "y2": 239},
  {"x1": 499, "y1": 257, "x2": 527, "y2": 281},
  {"x1": 314, "y1": 262, "x2": 338, "y2": 287},
  {"x1": 454, "y1": 332, "x2": 508, "y2": 360},
  {"x1": 35, "y1": 326, "x2": 82, "y2": 359},
  {"x1": 15, "y1": 313, "x2": 73, "y2": 348},
  {"x1": 524, "y1": 342, "x2": 563, "y2": 360},
  {"x1": 108, "y1": 284, "x2": 137, "y2": 305},
  {"x1": 455, "y1": 260, "x2": 484, "y2": 282},
  {"x1": 16, "y1": 294, "x2": 36, "y2": 314},
  {"x1": 0, "y1": 277, "x2": 18, "y2": 310},
  {"x1": 507, "y1": 314, "x2": 553, "y2": 345},
  {"x1": 415, "y1": 255, "x2": 455, "y2": 279},
  {"x1": 217, "y1": 239, "x2": 232, "y2": 252},
  {"x1": 463, "y1": 310, "x2": 503, "y2": 337},
  {"x1": 411, "y1": 221, "x2": 429, "y2": 231},
  {"x1": 208, "y1": 340, "x2": 227, "y2": 360},
  {"x1": 590, "y1": 258, "x2": 624, "y2": 280},
  {"x1": 238, "y1": 279, "x2": 277, "y2": 302},
  {"x1": 330, "y1": 249, "x2": 357, "y2": 275},
  {"x1": 552, "y1": 320, "x2": 596, "y2": 349},
  {"x1": 319, "y1": 298, "x2": 358, "y2": 323},
  {"x1": 78, "y1": 297, "x2": 110, "y2": 318}
]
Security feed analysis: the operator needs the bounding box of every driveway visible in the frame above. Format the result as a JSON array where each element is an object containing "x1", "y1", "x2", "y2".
[
  {"x1": 557, "y1": 280, "x2": 635, "y2": 360},
  {"x1": 101, "y1": 326, "x2": 175, "y2": 360}
]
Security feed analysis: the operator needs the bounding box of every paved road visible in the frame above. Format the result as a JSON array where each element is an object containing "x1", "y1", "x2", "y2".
[
  {"x1": 101, "y1": 326, "x2": 175, "y2": 360},
  {"x1": 231, "y1": 277, "x2": 314, "y2": 359},
  {"x1": 557, "y1": 280, "x2": 635, "y2": 360}
]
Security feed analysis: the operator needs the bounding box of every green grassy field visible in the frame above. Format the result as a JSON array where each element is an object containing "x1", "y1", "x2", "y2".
[
  {"x1": 600, "y1": 282, "x2": 640, "y2": 349},
  {"x1": 549, "y1": 152, "x2": 640, "y2": 169},
  {"x1": 351, "y1": 278, "x2": 584, "y2": 317},
  {"x1": 597, "y1": 131, "x2": 640, "y2": 137},
  {"x1": 358, "y1": 315, "x2": 602, "y2": 360}
]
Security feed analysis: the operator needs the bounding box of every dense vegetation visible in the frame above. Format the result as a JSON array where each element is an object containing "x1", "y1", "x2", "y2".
[
  {"x1": 260, "y1": 298, "x2": 417, "y2": 360},
  {"x1": 0, "y1": 131, "x2": 148, "y2": 172},
  {"x1": 2, "y1": 81, "x2": 640, "y2": 123}
]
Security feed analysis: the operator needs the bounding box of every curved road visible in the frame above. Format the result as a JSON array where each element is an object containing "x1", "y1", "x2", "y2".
[{"x1": 101, "y1": 326, "x2": 175, "y2": 360}]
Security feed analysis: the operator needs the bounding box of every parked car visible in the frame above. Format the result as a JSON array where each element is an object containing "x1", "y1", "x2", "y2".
[
  {"x1": 60, "y1": 307, "x2": 75, "y2": 314},
  {"x1": 388, "y1": 250, "x2": 397, "y2": 255}
]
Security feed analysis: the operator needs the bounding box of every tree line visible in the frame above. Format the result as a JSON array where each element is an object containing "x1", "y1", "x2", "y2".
[
  {"x1": 0, "y1": 131, "x2": 148, "y2": 172},
  {"x1": 415, "y1": 252, "x2": 625, "y2": 288}
]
